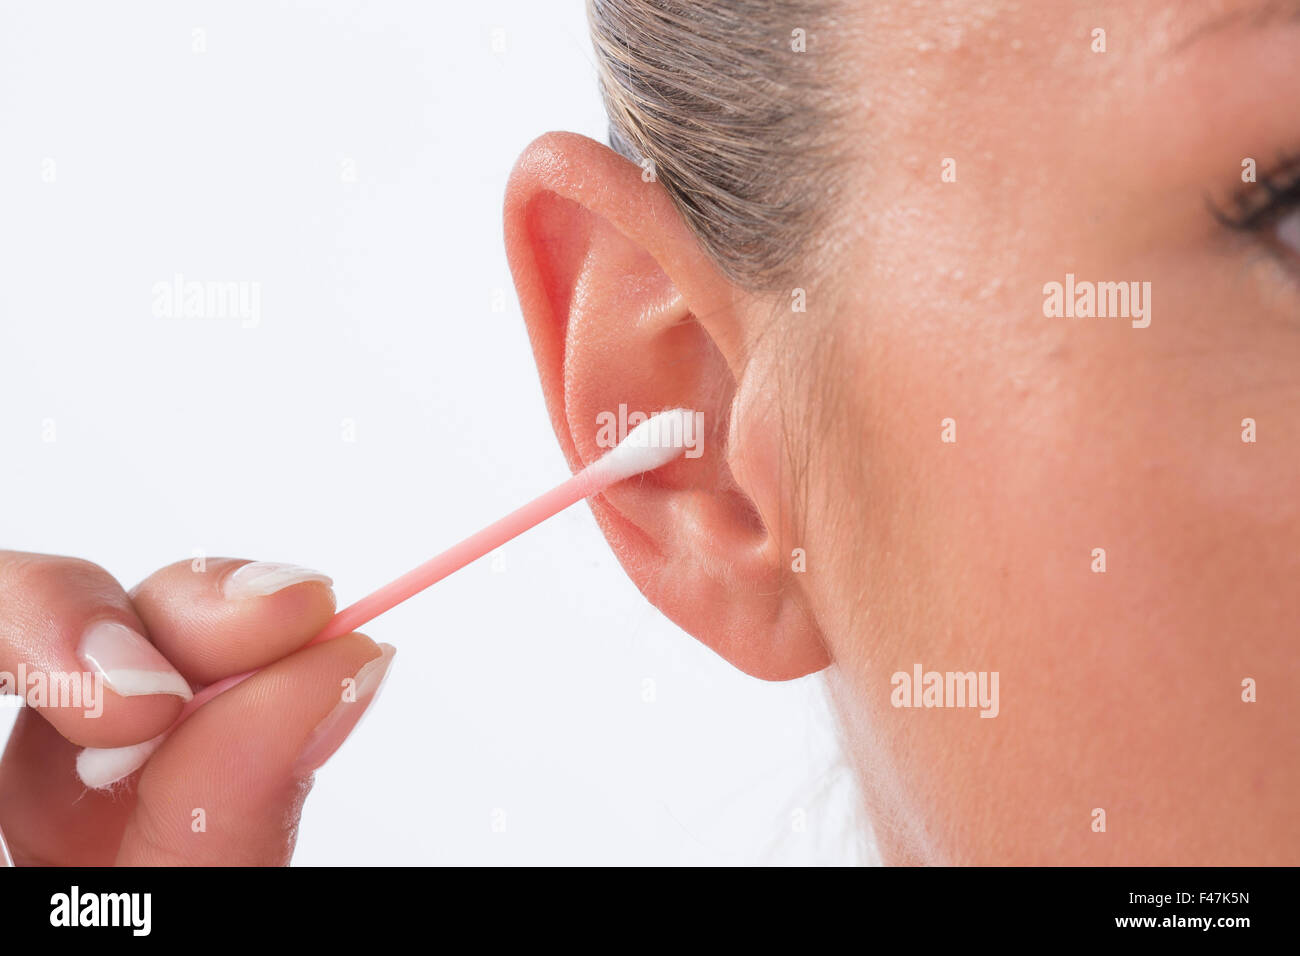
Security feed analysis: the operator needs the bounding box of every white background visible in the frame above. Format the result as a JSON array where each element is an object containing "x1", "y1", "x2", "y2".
[{"x1": 0, "y1": 0, "x2": 869, "y2": 864}]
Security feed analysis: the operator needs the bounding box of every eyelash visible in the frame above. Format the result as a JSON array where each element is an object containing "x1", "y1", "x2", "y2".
[{"x1": 1210, "y1": 155, "x2": 1300, "y2": 232}]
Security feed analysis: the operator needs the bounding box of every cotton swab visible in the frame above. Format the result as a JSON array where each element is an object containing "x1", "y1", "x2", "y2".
[
  {"x1": 76, "y1": 408, "x2": 699, "y2": 788},
  {"x1": 313, "y1": 406, "x2": 696, "y2": 644}
]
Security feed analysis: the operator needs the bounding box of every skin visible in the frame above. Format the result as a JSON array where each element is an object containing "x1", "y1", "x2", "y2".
[
  {"x1": 0, "y1": 554, "x2": 386, "y2": 865},
  {"x1": 4, "y1": 0, "x2": 1293, "y2": 865},
  {"x1": 504, "y1": 0, "x2": 1298, "y2": 864}
]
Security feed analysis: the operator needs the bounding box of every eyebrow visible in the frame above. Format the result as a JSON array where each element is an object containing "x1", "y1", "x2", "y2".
[{"x1": 1173, "y1": 0, "x2": 1300, "y2": 53}]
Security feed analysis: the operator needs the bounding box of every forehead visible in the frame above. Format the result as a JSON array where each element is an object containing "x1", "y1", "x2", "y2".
[
  {"x1": 846, "y1": 0, "x2": 1300, "y2": 69},
  {"x1": 834, "y1": 0, "x2": 1300, "y2": 152}
]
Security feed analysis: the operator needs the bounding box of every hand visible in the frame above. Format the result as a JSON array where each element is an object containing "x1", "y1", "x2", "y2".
[{"x1": 0, "y1": 552, "x2": 393, "y2": 865}]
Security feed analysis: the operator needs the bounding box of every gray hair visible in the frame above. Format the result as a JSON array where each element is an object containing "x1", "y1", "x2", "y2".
[{"x1": 588, "y1": 0, "x2": 850, "y2": 291}]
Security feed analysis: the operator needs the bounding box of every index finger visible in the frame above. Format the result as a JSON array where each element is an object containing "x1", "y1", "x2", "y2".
[{"x1": 129, "y1": 559, "x2": 337, "y2": 685}]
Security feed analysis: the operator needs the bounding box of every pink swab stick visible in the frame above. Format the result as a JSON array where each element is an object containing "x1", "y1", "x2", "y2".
[
  {"x1": 75, "y1": 409, "x2": 698, "y2": 788},
  {"x1": 192, "y1": 408, "x2": 696, "y2": 712}
]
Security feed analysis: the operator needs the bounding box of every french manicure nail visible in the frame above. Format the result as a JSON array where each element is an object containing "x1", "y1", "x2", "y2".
[
  {"x1": 77, "y1": 620, "x2": 193, "y2": 701},
  {"x1": 295, "y1": 644, "x2": 396, "y2": 775},
  {"x1": 223, "y1": 561, "x2": 333, "y2": 600}
]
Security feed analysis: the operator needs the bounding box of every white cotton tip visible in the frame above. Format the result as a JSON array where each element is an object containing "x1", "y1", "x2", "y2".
[
  {"x1": 76, "y1": 735, "x2": 165, "y2": 790},
  {"x1": 594, "y1": 408, "x2": 701, "y2": 483}
]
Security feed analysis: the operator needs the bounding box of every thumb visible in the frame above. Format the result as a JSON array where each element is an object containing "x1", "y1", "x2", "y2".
[{"x1": 115, "y1": 634, "x2": 394, "y2": 866}]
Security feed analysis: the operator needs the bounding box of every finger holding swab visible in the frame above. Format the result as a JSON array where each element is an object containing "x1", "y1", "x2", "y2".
[{"x1": 75, "y1": 408, "x2": 700, "y2": 788}]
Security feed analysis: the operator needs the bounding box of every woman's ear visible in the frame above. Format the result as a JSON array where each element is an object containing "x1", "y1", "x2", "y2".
[{"x1": 504, "y1": 132, "x2": 829, "y2": 680}]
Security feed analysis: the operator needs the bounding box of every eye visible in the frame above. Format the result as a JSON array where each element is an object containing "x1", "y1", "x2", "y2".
[
  {"x1": 1212, "y1": 156, "x2": 1300, "y2": 230},
  {"x1": 1210, "y1": 156, "x2": 1300, "y2": 266},
  {"x1": 1277, "y1": 204, "x2": 1300, "y2": 258}
]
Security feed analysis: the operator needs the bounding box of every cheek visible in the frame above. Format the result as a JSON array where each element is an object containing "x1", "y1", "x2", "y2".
[
  {"x1": 823, "y1": 284, "x2": 1300, "y2": 861},
  {"x1": 847, "y1": 221, "x2": 1300, "y2": 671}
]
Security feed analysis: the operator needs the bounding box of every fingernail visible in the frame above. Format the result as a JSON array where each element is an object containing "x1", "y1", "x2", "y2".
[
  {"x1": 295, "y1": 644, "x2": 395, "y2": 775},
  {"x1": 78, "y1": 620, "x2": 193, "y2": 701},
  {"x1": 223, "y1": 562, "x2": 333, "y2": 600}
]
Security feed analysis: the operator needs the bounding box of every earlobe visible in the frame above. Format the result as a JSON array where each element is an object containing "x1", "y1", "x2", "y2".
[{"x1": 504, "y1": 132, "x2": 829, "y2": 680}]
